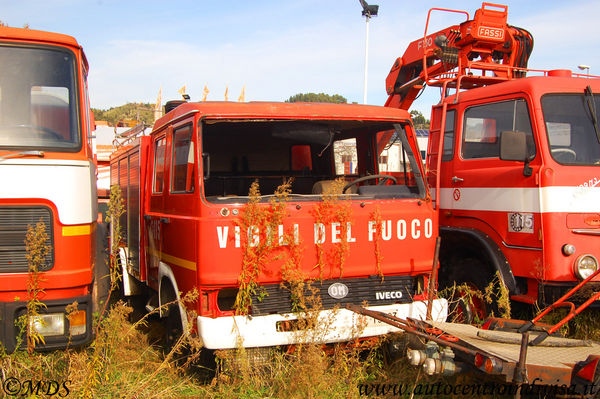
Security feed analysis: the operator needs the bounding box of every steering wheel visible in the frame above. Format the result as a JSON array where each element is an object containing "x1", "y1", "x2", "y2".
[
  {"x1": 551, "y1": 148, "x2": 577, "y2": 163},
  {"x1": 343, "y1": 174, "x2": 398, "y2": 193}
]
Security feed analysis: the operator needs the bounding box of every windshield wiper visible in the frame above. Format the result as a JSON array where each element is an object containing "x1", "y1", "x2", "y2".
[
  {"x1": 585, "y1": 85, "x2": 600, "y2": 144},
  {"x1": 0, "y1": 150, "x2": 45, "y2": 161}
]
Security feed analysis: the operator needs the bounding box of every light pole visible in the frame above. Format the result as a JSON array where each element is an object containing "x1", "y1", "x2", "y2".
[
  {"x1": 578, "y1": 64, "x2": 591, "y2": 76},
  {"x1": 360, "y1": 0, "x2": 378, "y2": 104}
]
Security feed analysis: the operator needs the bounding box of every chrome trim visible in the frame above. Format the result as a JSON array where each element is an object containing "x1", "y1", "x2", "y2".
[
  {"x1": 573, "y1": 229, "x2": 600, "y2": 236},
  {"x1": 502, "y1": 242, "x2": 542, "y2": 251},
  {"x1": 574, "y1": 254, "x2": 599, "y2": 280}
]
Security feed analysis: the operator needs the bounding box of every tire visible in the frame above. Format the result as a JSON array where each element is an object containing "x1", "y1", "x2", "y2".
[
  {"x1": 450, "y1": 281, "x2": 489, "y2": 324},
  {"x1": 441, "y1": 257, "x2": 500, "y2": 324},
  {"x1": 164, "y1": 302, "x2": 183, "y2": 353},
  {"x1": 93, "y1": 220, "x2": 111, "y2": 316}
]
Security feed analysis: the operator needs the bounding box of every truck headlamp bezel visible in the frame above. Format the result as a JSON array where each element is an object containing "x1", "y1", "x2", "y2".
[{"x1": 574, "y1": 254, "x2": 599, "y2": 280}]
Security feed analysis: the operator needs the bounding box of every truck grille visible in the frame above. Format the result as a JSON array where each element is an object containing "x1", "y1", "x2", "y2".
[
  {"x1": 0, "y1": 207, "x2": 54, "y2": 273},
  {"x1": 541, "y1": 282, "x2": 600, "y2": 307},
  {"x1": 251, "y1": 275, "x2": 417, "y2": 315}
]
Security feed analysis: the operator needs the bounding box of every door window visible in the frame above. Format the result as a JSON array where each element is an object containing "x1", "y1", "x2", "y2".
[
  {"x1": 462, "y1": 99, "x2": 535, "y2": 159},
  {"x1": 442, "y1": 110, "x2": 456, "y2": 161},
  {"x1": 171, "y1": 124, "x2": 195, "y2": 193},
  {"x1": 152, "y1": 136, "x2": 167, "y2": 193}
]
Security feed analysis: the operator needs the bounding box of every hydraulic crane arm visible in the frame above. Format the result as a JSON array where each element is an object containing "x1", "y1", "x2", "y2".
[{"x1": 385, "y1": 3, "x2": 533, "y2": 110}]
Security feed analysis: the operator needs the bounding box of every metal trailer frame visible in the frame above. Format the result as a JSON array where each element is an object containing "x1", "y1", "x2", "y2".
[{"x1": 347, "y1": 301, "x2": 600, "y2": 397}]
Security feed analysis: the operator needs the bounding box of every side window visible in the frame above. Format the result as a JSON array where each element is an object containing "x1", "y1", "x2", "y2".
[
  {"x1": 442, "y1": 110, "x2": 455, "y2": 161},
  {"x1": 153, "y1": 136, "x2": 166, "y2": 193},
  {"x1": 171, "y1": 124, "x2": 195, "y2": 193},
  {"x1": 462, "y1": 99, "x2": 535, "y2": 159},
  {"x1": 334, "y1": 138, "x2": 357, "y2": 175}
]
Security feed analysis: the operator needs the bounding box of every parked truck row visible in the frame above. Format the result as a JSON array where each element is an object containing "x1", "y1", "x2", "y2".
[{"x1": 0, "y1": 2, "x2": 599, "y2": 391}]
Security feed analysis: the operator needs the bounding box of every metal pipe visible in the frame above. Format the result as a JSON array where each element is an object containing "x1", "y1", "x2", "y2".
[
  {"x1": 346, "y1": 303, "x2": 492, "y2": 359},
  {"x1": 513, "y1": 331, "x2": 529, "y2": 384},
  {"x1": 363, "y1": 15, "x2": 370, "y2": 104},
  {"x1": 426, "y1": 236, "x2": 442, "y2": 320}
]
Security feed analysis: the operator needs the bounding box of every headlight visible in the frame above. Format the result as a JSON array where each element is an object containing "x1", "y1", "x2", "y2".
[
  {"x1": 574, "y1": 254, "x2": 599, "y2": 280},
  {"x1": 30, "y1": 313, "x2": 65, "y2": 337}
]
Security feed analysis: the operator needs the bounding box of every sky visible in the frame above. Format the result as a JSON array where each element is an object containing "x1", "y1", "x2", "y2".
[{"x1": 2, "y1": 0, "x2": 599, "y2": 115}]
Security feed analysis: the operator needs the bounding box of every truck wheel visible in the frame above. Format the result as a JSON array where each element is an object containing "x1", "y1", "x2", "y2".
[
  {"x1": 93, "y1": 220, "x2": 111, "y2": 316},
  {"x1": 451, "y1": 282, "x2": 489, "y2": 324},
  {"x1": 164, "y1": 302, "x2": 183, "y2": 353},
  {"x1": 444, "y1": 258, "x2": 498, "y2": 324}
]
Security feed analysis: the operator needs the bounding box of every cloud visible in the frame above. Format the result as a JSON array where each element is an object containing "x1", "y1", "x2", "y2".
[
  {"x1": 512, "y1": 1, "x2": 600, "y2": 70},
  {"x1": 89, "y1": 19, "x2": 369, "y2": 108},
  {"x1": 86, "y1": 0, "x2": 599, "y2": 111}
]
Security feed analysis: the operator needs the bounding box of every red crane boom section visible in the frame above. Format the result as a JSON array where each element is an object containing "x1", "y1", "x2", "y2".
[{"x1": 384, "y1": 3, "x2": 533, "y2": 110}]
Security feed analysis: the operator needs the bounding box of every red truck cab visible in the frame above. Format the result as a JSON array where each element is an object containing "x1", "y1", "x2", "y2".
[
  {"x1": 383, "y1": 3, "x2": 600, "y2": 316},
  {"x1": 111, "y1": 101, "x2": 447, "y2": 349},
  {"x1": 0, "y1": 26, "x2": 96, "y2": 352},
  {"x1": 428, "y1": 72, "x2": 600, "y2": 309}
]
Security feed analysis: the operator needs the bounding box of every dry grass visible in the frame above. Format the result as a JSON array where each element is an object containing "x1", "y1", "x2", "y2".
[
  {"x1": 5, "y1": 184, "x2": 599, "y2": 397},
  {"x1": 0, "y1": 302, "x2": 206, "y2": 398},
  {"x1": 1, "y1": 302, "x2": 390, "y2": 398},
  {"x1": 3, "y1": 283, "x2": 600, "y2": 398},
  {"x1": 0, "y1": 182, "x2": 386, "y2": 398}
]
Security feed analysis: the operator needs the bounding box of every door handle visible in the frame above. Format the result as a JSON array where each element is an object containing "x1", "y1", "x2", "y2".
[{"x1": 451, "y1": 176, "x2": 464, "y2": 183}]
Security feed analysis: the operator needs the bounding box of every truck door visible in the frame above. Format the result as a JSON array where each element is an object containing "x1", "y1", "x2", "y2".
[
  {"x1": 160, "y1": 121, "x2": 198, "y2": 296},
  {"x1": 146, "y1": 129, "x2": 170, "y2": 290},
  {"x1": 448, "y1": 98, "x2": 541, "y2": 250}
]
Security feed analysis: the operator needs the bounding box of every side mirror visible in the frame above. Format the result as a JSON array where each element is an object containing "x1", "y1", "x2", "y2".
[
  {"x1": 90, "y1": 111, "x2": 96, "y2": 132},
  {"x1": 499, "y1": 130, "x2": 527, "y2": 161},
  {"x1": 500, "y1": 130, "x2": 533, "y2": 177}
]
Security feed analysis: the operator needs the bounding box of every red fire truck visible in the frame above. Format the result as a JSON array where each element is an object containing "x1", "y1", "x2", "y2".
[
  {"x1": 338, "y1": 4, "x2": 600, "y2": 391},
  {"x1": 110, "y1": 100, "x2": 447, "y2": 349},
  {"x1": 385, "y1": 3, "x2": 600, "y2": 319},
  {"x1": 0, "y1": 27, "x2": 96, "y2": 351}
]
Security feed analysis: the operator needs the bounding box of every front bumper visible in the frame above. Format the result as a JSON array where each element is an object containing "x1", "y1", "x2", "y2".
[
  {"x1": 0, "y1": 294, "x2": 93, "y2": 353},
  {"x1": 198, "y1": 299, "x2": 448, "y2": 350}
]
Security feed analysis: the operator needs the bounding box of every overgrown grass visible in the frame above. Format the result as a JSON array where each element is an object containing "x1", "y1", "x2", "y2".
[
  {"x1": 4, "y1": 183, "x2": 600, "y2": 397},
  {"x1": 1, "y1": 302, "x2": 206, "y2": 398},
  {"x1": 0, "y1": 182, "x2": 386, "y2": 398},
  {"x1": 3, "y1": 279, "x2": 600, "y2": 398},
  {"x1": 0, "y1": 302, "x2": 393, "y2": 398}
]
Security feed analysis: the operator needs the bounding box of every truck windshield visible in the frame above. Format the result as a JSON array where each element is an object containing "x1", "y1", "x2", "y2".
[
  {"x1": 541, "y1": 93, "x2": 600, "y2": 165},
  {"x1": 0, "y1": 45, "x2": 80, "y2": 151},
  {"x1": 201, "y1": 119, "x2": 426, "y2": 202}
]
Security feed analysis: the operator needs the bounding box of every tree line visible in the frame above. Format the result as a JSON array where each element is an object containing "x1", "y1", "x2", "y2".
[{"x1": 92, "y1": 94, "x2": 429, "y2": 128}]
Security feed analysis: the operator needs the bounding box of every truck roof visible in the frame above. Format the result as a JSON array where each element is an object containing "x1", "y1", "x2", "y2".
[
  {"x1": 0, "y1": 26, "x2": 80, "y2": 47},
  {"x1": 154, "y1": 101, "x2": 412, "y2": 131},
  {"x1": 443, "y1": 74, "x2": 600, "y2": 105},
  {"x1": 0, "y1": 26, "x2": 88, "y2": 72},
  {"x1": 0, "y1": 25, "x2": 80, "y2": 48}
]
